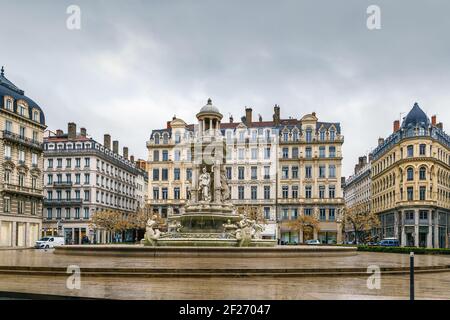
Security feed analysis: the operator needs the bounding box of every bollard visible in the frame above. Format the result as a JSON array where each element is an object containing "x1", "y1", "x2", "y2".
[{"x1": 410, "y1": 251, "x2": 414, "y2": 300}]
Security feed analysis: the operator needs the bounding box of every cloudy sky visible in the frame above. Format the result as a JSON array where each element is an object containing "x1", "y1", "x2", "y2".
[{"x1": 1, "y1": 0, "x2": 449, "y2": 177}]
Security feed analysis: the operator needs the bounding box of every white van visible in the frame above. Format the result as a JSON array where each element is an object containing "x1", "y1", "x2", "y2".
[{"x1": 35, "y1": 237, "x2": 65, "y2": 249}]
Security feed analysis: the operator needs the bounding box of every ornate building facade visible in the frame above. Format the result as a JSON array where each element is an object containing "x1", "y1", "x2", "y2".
[
  {"x1": 343, "y1": 155, "x2": 371, "y2": 242},
  {"x1": 371, "y1": 103, "x2": 450, "y2": 248},
  {"x1": 43, "y1": 124, "x2": 146, "y2": 244},
  {"x1": 146, "y1": 100, "x2": 345, "y2": 243},
  {"x1": 0, "y1": 67, "x2": 46, "y2": 247}
]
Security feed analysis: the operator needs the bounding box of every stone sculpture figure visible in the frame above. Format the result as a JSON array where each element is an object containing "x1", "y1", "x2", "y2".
[
  {"x1": 144, "y1": 215, "x2": 161, "y2": 246},
  {"x1": 220, "y1": 167, "x2": 230, "y2": 201},
  {"x1": 199, "y1": 167, "x2": 211, "y2": 202}
]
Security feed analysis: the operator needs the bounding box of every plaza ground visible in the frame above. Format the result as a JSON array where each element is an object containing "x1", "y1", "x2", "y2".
[{"x1": 0, "y1": 248, "x2": 449, "y2": 299}]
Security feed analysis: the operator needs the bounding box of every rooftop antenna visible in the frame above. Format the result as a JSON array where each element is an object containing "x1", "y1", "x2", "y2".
[{"x1": 1, "y1": 66, "x2": 4, "y2": 77}]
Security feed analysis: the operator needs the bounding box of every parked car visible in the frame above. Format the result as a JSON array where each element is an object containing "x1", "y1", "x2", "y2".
[
  {"x1": 378, "y1": 238, "x2": 400, "y2": 247},
  {"x1": 35, "y1": 237, "x2": 65, "y2": 249},
  {"x1": 305, "y1": 239, "x2": 321, "y2": 245}
]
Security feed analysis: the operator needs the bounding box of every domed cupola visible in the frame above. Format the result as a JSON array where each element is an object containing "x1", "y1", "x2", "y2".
[
  {"x1": 401, "y1": 102, "x2": 430, "y2": 129},
  {"x1": 196, "y1": 98, "x2": 223, "y2": 136}
]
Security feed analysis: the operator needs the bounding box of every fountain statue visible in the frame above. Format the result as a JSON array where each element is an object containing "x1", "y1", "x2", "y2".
[{"x1": 144, "y1": 99, "x2": 276, "y2": 247}]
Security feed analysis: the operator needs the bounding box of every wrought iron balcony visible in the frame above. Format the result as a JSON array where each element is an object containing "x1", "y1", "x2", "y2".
[
  {"x1": 2, "y1": 130, "x2": 43, "y2": 151},
  {"x1": 52, "y1": 181, "x2": 73, "y2": 188},
  {"x1": 43, "y1": 199, "x2": 83, "y2": 206},
  {"x1": 2, "y1": 183, "x2": 43, "y2": 197}
]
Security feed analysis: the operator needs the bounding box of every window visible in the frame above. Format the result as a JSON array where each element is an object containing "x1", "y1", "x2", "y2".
[
  {"x1": 226, "y1": 167, "x2": 232, "y2": 180},
  {"x1": 84, "y1": 190, "x2": 90, "y2": 201},
  {"x1": 174, "y1": 187, "x2": 180, "y2": 200},
  {"x1": 75, "y1": 158, "x2": 81, "y2": 168},
  {"x1": 238, "y1": 186, "x2": 244, "y2": 200},
  {"x1": 264, "y1": 147, "x2": 270, "y2": 159},
  {"x1": 319, "y1": 186, "x2": 325, "y2": 199},
  {"x1": 329, "y1": 165, "x2": 336, "y2": 178},
  {"x1": 282, "y1": 166, "x2": 289, "y2": 179},
  {"x1": 19, "y1": 105, "x2": 26, "y2": 116},
  {"x1": 33, "y1": 110, "x2": 39, "y2": 121},
  {"x1": 320, "y1": 130, "x2": 325, "y2": 141},
  {"x1": 329, "y1": 186, "x2": 335, "y2": 198},
  {"x1": 251, "y1": 186, "x2": 257, "y2": 200},
  {"x1": 18, "y1": 200, "x2": 24, "y2": 214},
  {"x1": 153, "y1": 150, "x2": 160, "y2": 161},
  {"x1": 282, "y1": 186, "x2": 289, "y2": 198},
  {"x1": 47, "y1": 159, "x2": 53, "y2": 168},
  {"x1": 264, "y1": 186, "x2": 270, "y2": 199},
  {"x1": 174, "y1": 150, "x2": 181, "y2": 161},
  {"x1": 186, "y1": 168, "x2": 192, "y2": 181},
  {"x1": 292, "y1": 147, "x2": 298, "y2": 158},
  {"x1": 407, "y1": 167, "x2": 414, "y2": 181},
  {"x1": 32, "y1": 153, "x2": 38, "y2": 166},
  {"x1": 305, "y1": 166, "x2": 312, "y2": 179},
  {"x1": 162, "y1": 188, "x2": 168, "y2": 200},
  {"x1": 162, "y1": 169, "x2": 168, "y2": 180},
  {"x1": 19, "y1": 126, "x2": 25, "y2": 138},
  {"x1": 319, "y1": 166, "x2": 326, "y2": 178},
  {"x1": 5, "y1": 120, "x2": 12, "y2": 132},
  {"x1": 407, "y1": 187, "x2": 414, "y2": 201},
  {"x1": 329, "y1": 130, "x2": 335, "y2": 141},
  {"x1": 293, "y1": 131, "x2": 298, "y2": 141},
  {"x1": 305, "y1": 186, "x2": 312, "y2": 199},
  {"x1": 283, "y1": 132, "x2": 289, "y2": 142},
  {"x1": 238, "y1": 167, "x2": 245, "y2": 180},
  {"x1": 19, "y1": 150, "x2": 25, "y2": 163},
  {"x1": 47, "y1": 208, "x2": 53, "y2": 219},
  {"x1": 153, "y1": 169, "x2": 159, "y2": 181},
  {"x1": 5, "y1": 99, "x2": 12, "y2": 110},
  {"x1": 319, "y1": 147, "x2": 325, "y2": 158},
  {"x1": 264, "y1": 166, "x2": 270, "y2": 179},
  {"x1": 419, "y1": 144, "x2": 426, "y2": 156},
  {"x1": 85, "y1": 158, "x2": 90, "y2": 167},
  {"x1": 84, "y1": 173, "x2": 89, "y2": 184},
  {"x1": 174, "y1": 168, "x2": 180, "y2": 180},
  {"x1": 329, "y1": 146, "x2": 336, "y2": 158},
  {"x1": 407, "y1": 145, "x2": 414, "y2": 158},
  {"x1": 419, "y1": 186, "x2": 426, "y2": 201},
  {"x1": 419, "y1": 210, "x2": 428, "y2": 220},
  {"x1": 154, "y1": 134, "x2": 160, "y2": 144},
  {"x1": 47, "y1": 174, "x2": 53, "y2": 185},
  {"x1": 320, "y1": 208, "x2": 326, "y2": 221},
  {"x1": 251, "y1": 166, "x2": 257, "y2": 180},
  {"x1": 4, "y1": 170, "x2": 10, "y2": 184},
  {"x1": 4, "y1": 145, "x2": 11, "y2": 159},
  {"x1": 153, "y1": 188, "x2": 159, "y2": 199},
  {"x1": 18, "y1": 173, "x2": 25, "y2": 187},
  {"x1": 305, "y1": 147, "x2": 312, "y2": 158},
  {"x1": 251, "y1": 148, "x2": 258, "y2": 160},
  {"x1": 162, "y1": 150, "x2": 169, "y2": 161},
  {"x1": 419, "y1": 167, "x2": 426, "y2": 180},
  {"x1": 264, "y1": 207, "x2": 270, "y2": 220},
  {"x1": 282, "y1": 148, "x2": 289, "y2": 159},
  {"x1": 305, "y1": 129, "x2": 312, "y2": 142},
  {"x1": 329, "y1": 208, "x2": 335, "y2": 221},
  {"x1": 3, "y1": 197, "x2": 10, "y2": 213},
  {"x1": 84, "y1": 208, "x2": 89, "y2": 219},
  {"x1": 292, "y1": 166, "x2": 298, "y2": 179},
  {"x1": 292, "y1": 185, "x2": 298, "y2": 198},
  {"x1": 75, "y1": 208, "x2": 80, "y2": 219},
  {"x1": 304, "y1": 208, "x2": 312, "y2": 216}
]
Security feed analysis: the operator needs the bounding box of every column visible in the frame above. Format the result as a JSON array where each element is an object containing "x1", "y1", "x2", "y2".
[
  {"x1": 299, "y1": 228, "x2": 303, "y2": 243},
  {"x1": 394, "y1": 211, "x2": 399, "y2": 240},
  {"x1": 427, "y1": 211, "x2": 433, "y2": 248},
  {"x1": 414, "y1": 209, "x2": 419, "y2": 247},
  {"x1": 401, "y1": 211, "x2": 406, "y2": 247},
  {"x1": 12, "y1": 221, "x2": 17, "y2": 247},
  {"x1": 214, "y1": 163, "x2": 221, "y2": 202},
  {"x1": 71, "y1": 228, "x2": 75, "y2": 245},
  {"x1": 433, "y1": 210, "x2": 439, "y2": 248},
  {"x1": 313, "y1": 228, "x2": 318, "y2": 240}
]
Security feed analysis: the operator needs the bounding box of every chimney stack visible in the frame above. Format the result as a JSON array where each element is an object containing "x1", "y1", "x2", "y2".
[
  {"x1": 431, "y1": 115, "x2": 437, "y2": 126},
  {"x1": 130, "y1": 155, "x2": 135, "y2": 163},
  {"x1": 68, "y1": 122, "x2": 76, "y2": 140},
  {"x1": 245, "y1": 107, "x2": 253, "y2": 125},
  {"x1": 393, "y1": 120, "x2": 400, "y2": 132},
  {"x1": 167, "y1": 121, "x2": 172, "y2": 129},
  {"x1": 104, "y1": 134, "x2": 111, "y2": 149},
  {"x1": 56, "y1": 129, "x2": 63, "y2": 136},
  {"x1": 378, "y1": 137, "x2": 384, "y2": 146},
  {"x1": 80, "y1": 127, "x2": 87, "y2": 137},
  {"x1": 437, "y1": 122, "x2": 443, "y2": 130},
  {"x1": 113, "y1": 140, "x2": 119, "y2": 154},
  {"x1": 229, "y1": 114, "x2": 233, "y2": 123},
  {"x1": 273, "y1": 104, "x2": 280, "y2": 126},
  {"x1": 123, "y1": 147, "x2": 129, "y2": 160},
  {"x1": 259, "y1": 114, "x2": 262, "y2": 122}
]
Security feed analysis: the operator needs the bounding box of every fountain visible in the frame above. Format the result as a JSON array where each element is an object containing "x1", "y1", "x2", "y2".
[{"x1": 143, "y1": 99, "x2": 276, "y2": 247}]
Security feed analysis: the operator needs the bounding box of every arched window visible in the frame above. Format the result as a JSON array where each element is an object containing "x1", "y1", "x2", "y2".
[
  {"x1": 163, "y1": 133, "x2": 169, "y2": 144},
  {"x1": 419, "y1": 166, "x2": 426, "y2": 180},
  {"x1": 305, "y1": 128, "x2": 312, "y2": 142},
  {"x1": 154, "y1": 134, "x2": 160, "y2": 145},
  {"x1": 329, "y1": 129, "x2": 335, "y2": 141},
  {"x1": 407, "y1": 167, "x2": 414, "y2": 181}
]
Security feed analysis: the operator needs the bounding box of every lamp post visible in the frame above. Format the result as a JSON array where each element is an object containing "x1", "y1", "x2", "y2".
[{"x1": 410, "y1": 251, "x2": 415, "y2": 300}]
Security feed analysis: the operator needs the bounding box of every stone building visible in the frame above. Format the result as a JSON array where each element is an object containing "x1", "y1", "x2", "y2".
[
  {"x1": 0, "y1": 67, "x2": 46, "y2": 247},
  {"x1": 146, "y1": 99, "x2": 345, "y2": 243},
  {"x1": 42, "y1": 124, "x2": 146, "y2": 244},
  {"x1": 370, "y1": 103, "x2": 450, "y2": 248},
  {"x1": 343, "y1": 155, "x2": 372, "y2": 243}
]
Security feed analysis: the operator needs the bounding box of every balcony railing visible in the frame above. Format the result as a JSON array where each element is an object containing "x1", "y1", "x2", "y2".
[
  {"x1": 2, "y1": 130, "x2": 43, "y2": 151},
  {"x1": 43, "y1": 199, "x2": 83, "y2": 206},
  {"x1": 3, "y1": 183, "x2": 43, "y2": 197},
  {"x1": 52, "y1": 181, "x2": 73, "y2": 188}
]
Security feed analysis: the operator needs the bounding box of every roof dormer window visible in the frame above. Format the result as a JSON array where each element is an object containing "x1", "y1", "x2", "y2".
[
  {"x1": 33, "y1": 109, "x2": 40, "y2": 122},
  {"x1": 19, "y1": 104, "x2": 27, "y2": 117},
  {"x1": 5, "y1": 99, "x2": 13, "y2": 110}
]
